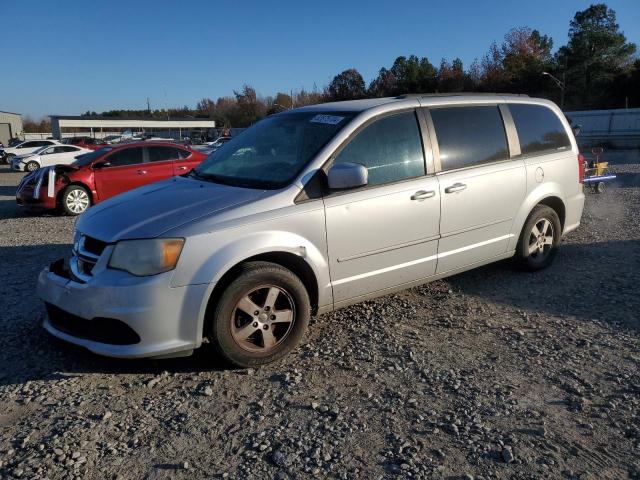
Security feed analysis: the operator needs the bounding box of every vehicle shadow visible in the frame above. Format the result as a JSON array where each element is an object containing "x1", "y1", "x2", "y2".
[
  {"x1": 447, "y1": 239, "x2": 639, "y2": 332},
  {"x1": 0, "y1": 239, "x2": 638, "y2": 386},
  {"x1": 611, "y1": 172, "x2": 640, "y2": 188},
  {"x1": 0, "y1": 185, "x2": 17, "y2": 196}
]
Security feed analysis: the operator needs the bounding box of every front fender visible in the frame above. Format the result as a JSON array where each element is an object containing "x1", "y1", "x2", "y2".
[{"x1": 172, "y1": 225, "x2": 332, "y2": 342}]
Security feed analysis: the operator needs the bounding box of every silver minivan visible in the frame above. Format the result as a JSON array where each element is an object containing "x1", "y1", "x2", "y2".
[{"x1": 38, "y1": 94, "x2": 585, "y2": 367}]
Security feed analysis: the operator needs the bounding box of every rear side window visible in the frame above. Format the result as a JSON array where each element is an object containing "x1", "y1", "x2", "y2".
[
  {"x1": 333, "y1": 111, "x2": 425, "y2": 186},
  {"x1": 177, "y1": 148, "x2": 191, "y2": 159},
  {"x1": 509, "y1": 104, "x2": 571, "y2": 155},
  {"x1": 148, "y1": 146, "x2": 180, "y2": 162},
  {"x1": 107, "y1": 147, "x2": 144, "y2": 166},
  {"x1": 431, "y1": 106, "x2": 509, "y2": 171}
]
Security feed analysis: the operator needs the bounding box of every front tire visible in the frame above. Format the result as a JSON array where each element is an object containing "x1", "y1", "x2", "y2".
[
  {"x1": 210, "y1": 261, "x2": 310, "y2": 368},
  {"x1": 515, "y1": 205, "x2": 561, "y2": 271},
  {"x1": 25, "y1": 161, "x2": 39, "y2": 172},
  {"x1": 61, "y1": 185, "x2": 91, "y2": 215}
]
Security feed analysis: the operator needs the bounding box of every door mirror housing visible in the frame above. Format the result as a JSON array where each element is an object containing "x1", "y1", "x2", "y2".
[{"x1": 327, "y1": 162, "x2": 368, "y2": 190}]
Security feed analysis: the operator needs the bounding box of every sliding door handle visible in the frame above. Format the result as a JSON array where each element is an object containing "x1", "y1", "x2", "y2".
[
  {"x1": 445, "y1": 183, "x2": 467, "y2": 193},
  {"x1": 411, "y1": 190, "x2": 436, "y2": 200}
]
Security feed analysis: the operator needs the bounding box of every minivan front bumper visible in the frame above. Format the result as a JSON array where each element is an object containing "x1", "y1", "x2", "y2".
[{"x1": 37, "y1": 260, "x2": 208, "y2": 358}]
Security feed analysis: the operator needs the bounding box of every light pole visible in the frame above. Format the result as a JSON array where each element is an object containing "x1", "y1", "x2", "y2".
[{"x1": 542, "y1": 71, "x2": 565, "y2": 109}]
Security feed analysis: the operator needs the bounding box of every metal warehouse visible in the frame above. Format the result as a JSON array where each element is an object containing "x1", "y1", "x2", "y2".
[{"x1": 0, "y1": 111, "x2": 23, "y2": 145}]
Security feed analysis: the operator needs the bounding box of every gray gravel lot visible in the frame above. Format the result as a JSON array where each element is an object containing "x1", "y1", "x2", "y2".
[{"x1": 0, "y1": 151, "x2": 639, "y2": 480}]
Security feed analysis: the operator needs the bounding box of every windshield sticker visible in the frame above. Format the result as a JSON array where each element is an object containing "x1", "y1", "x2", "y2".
[{"x1": 310, "y1": 114, "x2": 345, "y2": 125}]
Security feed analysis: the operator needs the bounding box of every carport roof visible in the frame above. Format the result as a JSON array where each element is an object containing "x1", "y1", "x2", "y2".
[{"x1": 50, "y1": 115, "x2": 211, "y2": 121}]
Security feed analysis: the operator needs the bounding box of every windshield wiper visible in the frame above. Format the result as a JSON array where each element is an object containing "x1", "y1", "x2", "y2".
[{"x1": 186, "y1": 170, "x2": 242, "y2": 187}]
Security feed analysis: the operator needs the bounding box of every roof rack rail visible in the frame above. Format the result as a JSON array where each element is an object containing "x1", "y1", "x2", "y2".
[{"x1": 395, "y1": 92, "x2": 530, "y2": 99}]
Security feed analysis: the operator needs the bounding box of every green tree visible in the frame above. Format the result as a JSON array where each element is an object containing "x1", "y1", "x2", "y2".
[
  {"x1": 368, "y1": 67, "x2": 397, "y2": 97},
  {"x1": 233, "y1": 85, "x2": 267, "y2": 127},
  {"x1": 267, "y1": 92, "x2": 294, "y2": 114},
  {"x1": 437, "y1": 58, "x2": 465, "y2": 92},
  {"x1": 557, "y1": 3, "x2": 637, "y2": 108},
  {"x1": 501, "y1": 27, "x2": 554, "y2": 94},
  {"x1": 480, "y1": 42, "x2": 506, "y2": 92},
  {"x1": 327, "y1": 69, "x2": 366, "y2": 101}
]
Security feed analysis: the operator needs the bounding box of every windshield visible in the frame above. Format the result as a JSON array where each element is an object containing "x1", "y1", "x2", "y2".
[
  {"x1": 29, "y1": 145, "x2": 50, "y2": 155},
  {"x1": 192, "y1": 112, "x2": 355, "y2": 189},
  {"x1": 72, "y1": 146, "x2": 113, "y2": 167}
]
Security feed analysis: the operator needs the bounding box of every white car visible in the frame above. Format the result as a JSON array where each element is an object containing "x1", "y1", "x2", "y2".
[
  {"x1": 1, "y1": 140, "x2": 61, "y2": 164},
  {"x1": 11, "y1": 144, "x2": 92, "y2": 172}
]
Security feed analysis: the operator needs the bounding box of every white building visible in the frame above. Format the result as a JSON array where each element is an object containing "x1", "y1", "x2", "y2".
[
  {"x1": 0, "y1": 111, "x2": 23, "y2": 145},
  {"x1": 50, "y1": 115, "x2": 216, "y2": 141}
]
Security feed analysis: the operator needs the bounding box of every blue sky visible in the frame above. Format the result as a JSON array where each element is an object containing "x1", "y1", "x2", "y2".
[{"x1": 3, "y1": 0, "x2": 639, "y2": 119}]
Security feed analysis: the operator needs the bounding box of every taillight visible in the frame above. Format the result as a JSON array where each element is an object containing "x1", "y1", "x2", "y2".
[{"x1": 578, "y1": 154, "x2": 585, "y2": 184}]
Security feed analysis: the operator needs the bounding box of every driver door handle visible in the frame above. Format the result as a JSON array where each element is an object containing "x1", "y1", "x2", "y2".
[
  {"x1": 445, "y1": 182, "x2": 467, "y2": 193},
  {"x1": 137, "y1": 169, "x2": 147, "y2": 175},
  {"x1": 177, "y1": 166, "x2": 188, "y2": 171},
  {"x1": 411, "y1": 190, "x2": 436, "y2": 200}
]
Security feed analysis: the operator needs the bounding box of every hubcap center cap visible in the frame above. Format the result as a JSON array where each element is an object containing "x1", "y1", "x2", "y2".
[{"x1": 258, "y1": 312, "x2": 268, "y2": 322}]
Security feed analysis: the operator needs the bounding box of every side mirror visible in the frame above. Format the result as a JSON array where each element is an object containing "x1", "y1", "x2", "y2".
[
  {"x1": 93, "y1": 161, "x2": 111, "y2": 169},
  {"x1": 327, "y1": 162, "x2": 368, "y2": 190}
]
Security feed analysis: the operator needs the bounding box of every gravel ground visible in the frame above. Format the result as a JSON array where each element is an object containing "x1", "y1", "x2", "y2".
[{"x1": 0, "y1": 151, "x2": 639, "y2": 480}]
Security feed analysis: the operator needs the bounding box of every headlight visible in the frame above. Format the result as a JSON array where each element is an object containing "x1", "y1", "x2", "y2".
[{"x1": 108, "y1": 238, "x2": 184, "y2": 276}]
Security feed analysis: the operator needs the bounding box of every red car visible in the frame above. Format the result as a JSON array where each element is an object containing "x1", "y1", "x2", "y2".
[
  {"x1": 16, "y1": 142, "x2": 207, "y2": 215},
  {"x1": 64, "y1": 136, "x2": 109, "y2": 150}
]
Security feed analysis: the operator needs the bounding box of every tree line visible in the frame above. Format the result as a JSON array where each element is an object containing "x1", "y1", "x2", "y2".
[{"x1": 24, "y1": 3, "x2": 638, "y2": 132}]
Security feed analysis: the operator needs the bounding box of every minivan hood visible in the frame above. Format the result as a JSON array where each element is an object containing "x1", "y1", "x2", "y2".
[{"x1": 76, "y1": 176, "x2": 269, "y2": 242}]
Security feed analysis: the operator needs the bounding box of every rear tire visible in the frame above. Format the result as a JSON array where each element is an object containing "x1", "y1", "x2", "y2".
[
  {"x1": 61, "y1": 185, "x2": 91, "y2": 215},
  {"x1": 595, "y1": 181, "x2": 605, "y2": 194},
  {"x1": 209, "y1": 261, "x2": 310, "y2": 368},
  {"x1": 515, "y1": 205, "x2": 561, "y2": 271}
]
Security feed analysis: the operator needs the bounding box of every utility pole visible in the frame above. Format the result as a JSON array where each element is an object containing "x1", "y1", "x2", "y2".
[
  {"x1": 542, "y1": 72, "x2": 566, "y2": 109},
  {"x1": 560, "y1": 70, "x2": 566, "y2": 110}
]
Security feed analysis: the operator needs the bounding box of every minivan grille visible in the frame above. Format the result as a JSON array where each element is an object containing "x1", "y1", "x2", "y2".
[
  {"x1": 83, "y1": 236, "x2": 107, "y2": 256},
  {"x1": 71, "y1": 234, "x2": 108, "y2": 281}
]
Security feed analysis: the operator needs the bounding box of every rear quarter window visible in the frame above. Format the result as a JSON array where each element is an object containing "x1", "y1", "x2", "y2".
[
  {"x1": 509, "y1": 104, "x2": 571, "y2": 155},
  {"x1": 430, "y1": 106, "x2": 509, "y2": 171}
]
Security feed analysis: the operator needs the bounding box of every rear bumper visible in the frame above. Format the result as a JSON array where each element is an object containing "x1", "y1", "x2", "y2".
[
  {"x1": 563, "y1": 191, "x2": 585, "y2": 235},
  {"x1": 37, "y1": 260, "x2": 209, "y2": 358}
]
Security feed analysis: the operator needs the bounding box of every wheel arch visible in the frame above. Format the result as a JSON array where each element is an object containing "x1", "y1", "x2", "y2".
[
  {"x1": 537, "y1": 195, "x2": 566, "y2": 231},
  {"x1": 56, "y1": 181, "x2": 93, "y2": 205},
  {"x1": 201, "y1": 250, "x2": 321, "y2": 339},
  {"x1": 509, "y1": 184, "x2": 568, "y2": 252}
]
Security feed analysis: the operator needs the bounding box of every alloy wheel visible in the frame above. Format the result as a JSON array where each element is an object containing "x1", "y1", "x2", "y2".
[
  {"x1": 65, "y1": 189, "x2": 90, "y2": 214},
  {"x1": 230, "y1": 285, "x2": 295, "y2": 353},
  {"x1": 528, "y1": 218, "x2": 554, "y2": 262}
]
